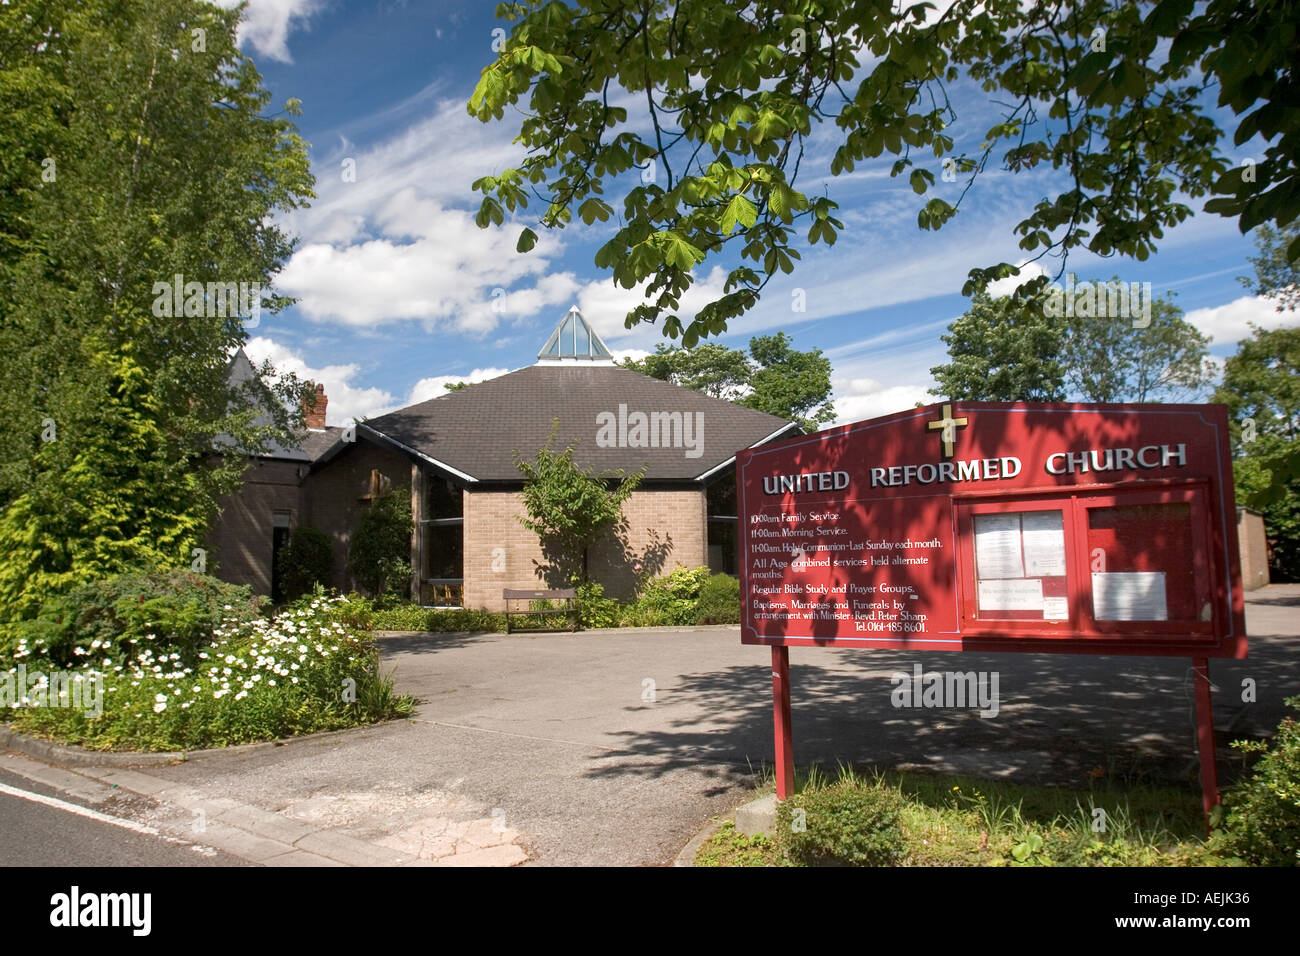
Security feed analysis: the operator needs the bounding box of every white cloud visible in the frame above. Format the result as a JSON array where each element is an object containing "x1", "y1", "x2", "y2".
[
  {"x1": 273, "y1": 96, "x2": 585, "y2": 335},
  {"x1": 242, "y1": 336, "x2": 398, "y2": 425},
  {"x1": 406, "y1": 367, "x2": 513, "y2": 405},
  {"x1": 216, "y1": 0, "x2": 321, "y2": 63},
  {"x1": 1184, "y1": 295, "x2": 1300, "y2": 348},
  {"x1": 985, "y1": 261, "x2": 1047, "y2": 298},
  {"x1": 287, "y1": 93, "x2": 527, "y2": 242},
  {"x1": 276, "y1": 190, "x2": 577, "y2": 331},
  {"x1": 831, "y1": 378, "x2": 933, "y2": 427},
  {"x1": 573, "y1": 266, "x2": 732, "y2": 349},
  {"x1": 612, "y1": 347, "x2": 649, "y2": 364},
  {"x1": 824, "y1": 317, "x2": 955, "y2": 363}
]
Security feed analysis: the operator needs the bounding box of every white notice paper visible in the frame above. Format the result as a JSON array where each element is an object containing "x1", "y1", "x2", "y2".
[
  {"x1": 1021, "y1": 511, "x2": 1067, "y2": 577},
  {"x1": 974, "y1": 514, "x2": 1024, "y2": 578},
  {"x1": 1091, "y1": 572, "x2": 1168, "y2": 621},
  {"x1": 978, "y1": 578, "x2": 1043, "y2": 612},
  {"x1": 1042, "y1": 596, "x2": 1070, "y2": 620}
]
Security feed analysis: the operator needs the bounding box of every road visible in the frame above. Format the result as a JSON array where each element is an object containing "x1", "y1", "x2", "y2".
[{"x1": 0, "y1": 767, "x2": 246, "y2": 867}]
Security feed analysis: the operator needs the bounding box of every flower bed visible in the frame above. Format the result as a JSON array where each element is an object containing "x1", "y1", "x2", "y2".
[{"x1": 3, "y1": 596, "x2": 412, "y2": 751}]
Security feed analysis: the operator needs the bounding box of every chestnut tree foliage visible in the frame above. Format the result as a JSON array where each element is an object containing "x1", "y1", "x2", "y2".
[{"x1": 468, "y1": 0, "x2": 1298, "y2": 345}]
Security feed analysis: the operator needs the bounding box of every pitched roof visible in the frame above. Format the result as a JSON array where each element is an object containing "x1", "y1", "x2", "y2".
[
  {"x1": 362, "y1": 363, "x2": 797, "y2": 482},
  {"x1": 219, "y1": 348, "x2": 343, "y2": 463}
]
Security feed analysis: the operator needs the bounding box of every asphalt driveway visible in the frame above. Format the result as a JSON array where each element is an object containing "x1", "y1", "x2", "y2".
[{"x1": 92, "y1": 584, "x2": 1300, "y2": 866}]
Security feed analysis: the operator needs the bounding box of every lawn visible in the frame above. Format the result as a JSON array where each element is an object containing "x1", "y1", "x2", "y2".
[{"x1": 694, "y1": 760, "x2": 1288, "y2": 867}]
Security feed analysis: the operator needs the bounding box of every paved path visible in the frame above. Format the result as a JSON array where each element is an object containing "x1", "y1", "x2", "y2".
[{"x1": 4, "y1": 585, "x2": 1297, "y2": 866}]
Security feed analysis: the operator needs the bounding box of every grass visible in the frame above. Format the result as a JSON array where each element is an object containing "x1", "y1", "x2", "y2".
[
  {"x1": 696, "y1": 762, "x2": 1235, "y2": 867},
  {"x1": 694, "y1": 822, "x2": 781, "y2": 867}
]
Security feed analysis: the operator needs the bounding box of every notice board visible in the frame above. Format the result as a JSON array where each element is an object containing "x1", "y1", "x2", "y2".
[{"x1": 736, "y1": 402, "x2": 1246, "y2": 658}]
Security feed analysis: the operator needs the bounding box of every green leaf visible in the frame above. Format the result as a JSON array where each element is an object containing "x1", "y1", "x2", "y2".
[
  {"x1": 653, "y1": 231, "x2": 705, "y2": 270},
  {"x1": 577, "y1": 198, "x2": 612, "y2": 225},
  {"x1": 721, "y1": 194, "x2": 758, "y2": 235},
  {"x1": 516, "y1": 227, "x2": 538, "y2": 252}
]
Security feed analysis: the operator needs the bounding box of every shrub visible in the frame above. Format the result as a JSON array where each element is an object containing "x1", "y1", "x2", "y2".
[
  {"x1": 329, "y1": 593, "x2": 375, "y2": 629},
  {"x1": 365, "y1": 603, "x2": 505, "y2": 633},
  {"x1": 576, "y1": 581, "x2": 620, "y2": 629},
  {"x1": 694, "y1": 573, "x2": 740, "y2": 624},
  {"x1": 659, "y1": 565, "x2": 712, "y2": 599},
  {"x1": 1210, "y1": 695, "x2": 1300, "y2": 866},
  {"x1": 618, "y1": 602, "x2": 668, "y2": 628},
  {"x1": 1, "y1": 570, "x2": 264, "y2": 670},
  {"x1": 277, "y1": 526, "x2": 333, "y2": 602},
  {"x1": 622, "y1": 565, "x2": 711, "y2": 627},
  {"x1": 5, "y1": 595, "x2": 413, "y2": 751},
  {"x1": 348, "y1": 490, "x2": 412, "y2": 604},
  {"x1": 776, "y1": 779, "x2": 908, "y2": 866},
  {"x1": 367, "y1": 603, "x2": 435, "y2": 631}
]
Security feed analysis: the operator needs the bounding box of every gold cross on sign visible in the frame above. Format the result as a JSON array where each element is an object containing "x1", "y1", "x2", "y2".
[{"x1": 926, "y1": 404, "x2": 968, "y2": 458}]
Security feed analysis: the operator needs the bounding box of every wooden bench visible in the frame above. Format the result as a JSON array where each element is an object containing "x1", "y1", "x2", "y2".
[{"x1": 503, "y1": 588, "x2": 580, "y2": 633}]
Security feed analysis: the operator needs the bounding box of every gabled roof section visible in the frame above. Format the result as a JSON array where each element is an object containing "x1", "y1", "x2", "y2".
[
  {"x1": 362, "y1": 363, "x2": 798, "y2": 482},
  {"x1": 537, "y1": 306, "x2": 613, "y2": 363},
  {"x1": 218, "y1": 348, "x2": 343, "y2": 463}
]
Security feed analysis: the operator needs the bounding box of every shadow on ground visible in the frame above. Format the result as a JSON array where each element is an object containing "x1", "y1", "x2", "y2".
[
  {"x1": 373, "y1": 631, "x2": 501, "y2": 656},
  {"x1": 588, "y1": 639, "x2": 1300, "y2": 793}
]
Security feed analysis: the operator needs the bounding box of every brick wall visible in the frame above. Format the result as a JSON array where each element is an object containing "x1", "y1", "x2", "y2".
[
  {"x1": 212, "y1": 440, "x2": 712, "y2": 607},
  {"x1": 461, "y1": 490, "x2": 547, "y2": 610},
  {"x1": 462, "y1": 486, "x2": 707, "y2": 610},
  {"x1": 207, "y1": 458, "x2": 302, "y2": 595},
  {"x1": 590, "y1": 488, "x2": 707, "y2": 600},
  {"x1": 300, "y1": 439, "x2": 413, "y2": 593},
  {"x1": 1238, "y1": 508, "x2": 1270, "y2": 591}
]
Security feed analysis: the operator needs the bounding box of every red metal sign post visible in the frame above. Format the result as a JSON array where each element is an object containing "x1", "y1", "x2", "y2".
[
  {"x1": 771, "y1": 646, "x2": 795, "y2": 799},
  {"x1": 739, "y1": 402, "x2": 1245, "y2": 817},
  {"x1": 1193, "y1": 657, "x2": 1220, "y2": 818}
]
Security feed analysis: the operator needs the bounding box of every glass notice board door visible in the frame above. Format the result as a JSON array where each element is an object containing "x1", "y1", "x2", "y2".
[
  {"x1": 1075, "y1": 487, "x2": 1213, "y2": 635},
  {"x1": 958, "y1": 484, "x2": 1216, "y2": 641},
  {"x1": 958, "y1": 498, "x2": 1078, "y2": 633},
  {"x1": 972, "y1": 507, "x2": 1070, "y2": 622}
]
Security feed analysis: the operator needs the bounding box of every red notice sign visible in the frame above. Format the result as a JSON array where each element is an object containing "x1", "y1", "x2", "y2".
[{"x1": 736, "y1": 402, "x2": 1246, "y2": 658}]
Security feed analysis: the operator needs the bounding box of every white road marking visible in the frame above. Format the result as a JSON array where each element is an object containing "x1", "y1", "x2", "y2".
[{"x1": 0, "y1": 781, "x2": 183, "y2": 843}]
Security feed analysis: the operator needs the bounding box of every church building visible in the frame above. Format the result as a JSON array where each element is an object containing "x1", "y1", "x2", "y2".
[{"x1": 208, "y1": 308, "x2": 800, "y2": 610}]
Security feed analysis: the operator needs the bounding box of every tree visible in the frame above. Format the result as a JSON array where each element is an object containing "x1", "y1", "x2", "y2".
[
  {"x1": 1211, "y1": 324, "x2": 1300, "y2": 581},
  {"x1": 514, "y1": 423, "x2": 646, "y2": 584},
  {"x1": 469, "y1": 1, "x2": 1298, "y2": 346},
  {"x1": 931, "y1": 281, "x2": 1215, "y2": 404},
  {"x1": 348, "y1": 492, "x2": 413, "y2": 603},
  {"x1": 1241, "y1": 223, "x2": 1300, "y2": 312},
  {"x1": 929, "y1": 292, "x2": 1067, "y2": 402},
  {"x1": 624, "y1": 342, "x2": 752, "y2": 402},
  {"x1": 1062, "y1": 284, "x2": 1215, "y2": 403},
  {"x1": 623, "y1": 331, "x2": 834, "y2": 431},
  {"x1": 0, "y1": 350, "x2": 205, "y2": 617},
  {"x1": 743, "y1": 332, "x2": 836, "y2": 430},
  {"x1": 0, "y1": 1, "x2": 314, "y2": 617}
]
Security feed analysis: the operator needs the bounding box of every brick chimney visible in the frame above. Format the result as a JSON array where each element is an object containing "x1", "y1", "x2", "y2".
[{"x1": 304, "y1": 383, "x2": 328, "y2": 430}]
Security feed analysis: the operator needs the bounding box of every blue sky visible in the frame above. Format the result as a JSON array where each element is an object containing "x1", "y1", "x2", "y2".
[{"x1": 227, "y1": 0, "x2": 1294, "y2": 427}]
